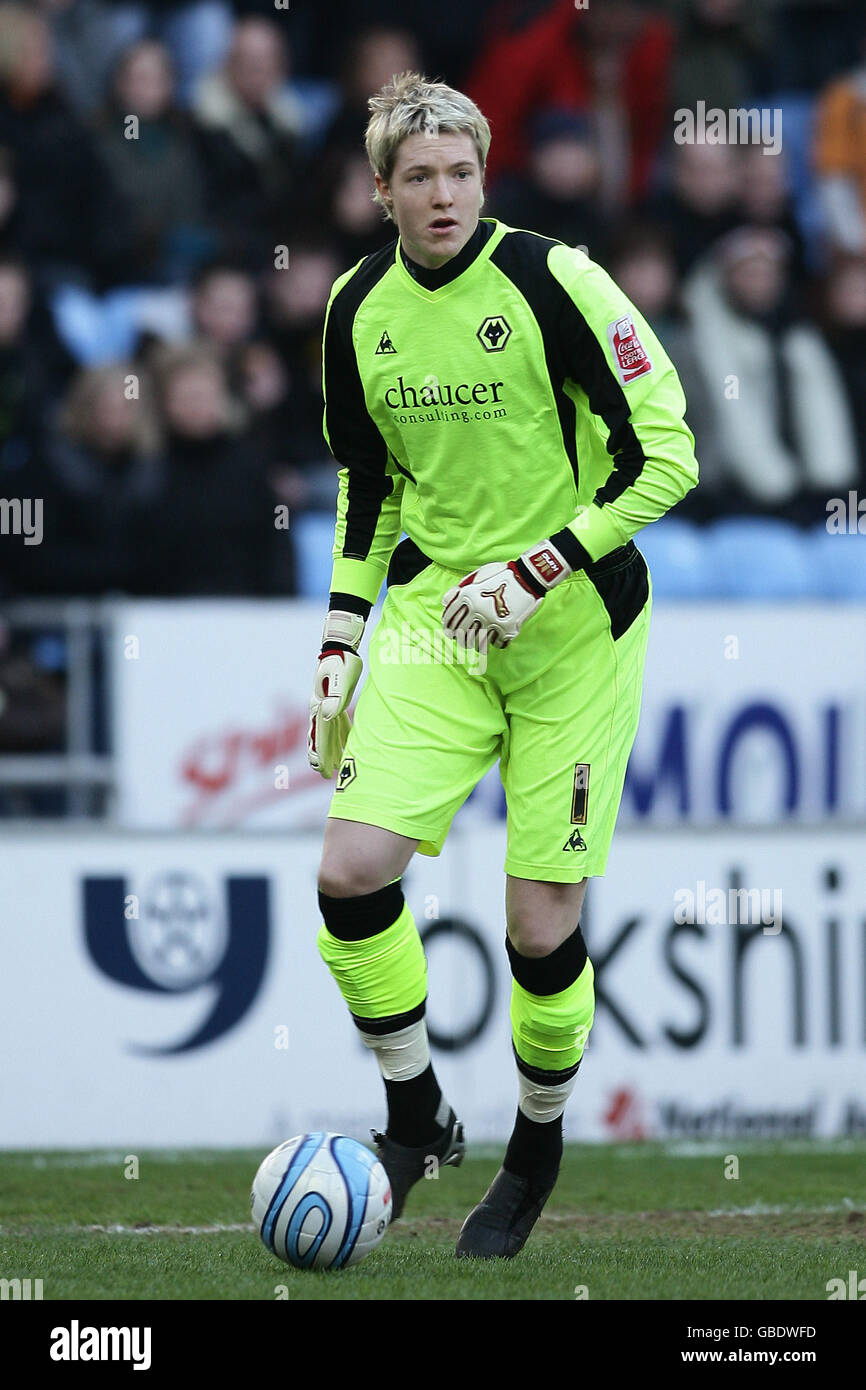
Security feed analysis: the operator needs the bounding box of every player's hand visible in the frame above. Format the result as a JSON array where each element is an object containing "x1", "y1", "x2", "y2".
[
  {"x1": 442, "y1": 541, "x2": 573, "y2": 649},
  {"x1": 307, "y1": 610, "x2": 365, "y2": 779}
]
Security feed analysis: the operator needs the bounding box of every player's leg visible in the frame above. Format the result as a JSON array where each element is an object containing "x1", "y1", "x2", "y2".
[
  {"x1": 317, "y1": 816, "x2": 461, "y2": 1205},
  {"x1": 457, "y1": 543, "x2": 652, "y2": 1257},
  {"x1": 503, "y1": 875, "x2": 592, "y2": 1179},
  {"x1": 318, "y1": 816, "x2": 417, "y2": 899},
  {"x1": 316, "y1": 563, "x2": 505, "y2": 1215},
  {"x1": 456, "y1": 876, "x2": 594, "y2": 1257}
]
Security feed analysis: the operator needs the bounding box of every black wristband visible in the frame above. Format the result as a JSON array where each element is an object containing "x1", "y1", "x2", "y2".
[
  {"x1": 329, "y1": 591, "x2": 372, "y2": 620},
  {"x1": 513, "y1": 555, "x2": 548, "y2": 598},
  {"x1": 320, "y1": 640, "x2": 355, "y2": 656},
  {"x1": 549, "y1": 526, "x2": 593, "y2": 573}
]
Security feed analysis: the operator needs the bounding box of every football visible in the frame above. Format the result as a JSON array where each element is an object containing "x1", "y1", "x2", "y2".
[{"x1": 250, "y1": 1132, "x2": 392, "y2": 1270}]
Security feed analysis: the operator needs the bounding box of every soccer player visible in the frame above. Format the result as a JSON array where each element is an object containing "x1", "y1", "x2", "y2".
[{"x1": 308, "y1": 72, "x2": 698, "y2": 1258}]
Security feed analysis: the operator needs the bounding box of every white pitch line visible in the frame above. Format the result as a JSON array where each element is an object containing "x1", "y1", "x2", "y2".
[{"x1": 82, "y1": 1222, "x2": 255, "y2": 1235}]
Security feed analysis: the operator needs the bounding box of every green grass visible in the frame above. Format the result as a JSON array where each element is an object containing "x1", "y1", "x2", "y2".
[{"x1": 1, "y1": 1143, "x2": 865, "y2": 1300}]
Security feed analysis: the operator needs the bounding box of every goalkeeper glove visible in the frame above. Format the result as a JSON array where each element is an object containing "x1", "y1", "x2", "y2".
[
  {"x1": 442, "y1": 540, "x2": 573, "y2": 649},
  {"x1": 307, "y1": 610, "x2": 365, "y2": 779}
]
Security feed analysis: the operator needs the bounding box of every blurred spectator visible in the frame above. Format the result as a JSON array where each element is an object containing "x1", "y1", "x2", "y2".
[
  {"x1": 468, "y1": 0, "x2": 674, "y2": 205},
  {"x1": 321, "y1": 27, "x2": 421, "y2": 161},
  {"x1": 93, "y1": 39, "x2": 213, "y2": 285},
  {"x1": 311, "y1": 146, "x2": 396, "y2": 269},
  {"x1": 238, "y1": 335, "x2": 336, "y2": 522},
  {"x1": 739, "y1": 143, "x2": 808, "y2": 282},
  {"x1": 766, "y1": 0, "x2": 866, "y2": 96},
  {"x1": 605, "y1": 224, "x2": 725, "y2": 514},
  {"x1": 642, "y1": 141, "x2": 744, "y2": 273},
  {"x1": 0, "y1": 145, "x2": 19, "y2": 258},
  {"x1": 260, "y1": 241, "x2": 343, "y2": 513},
  {"x1": 188, "y1": 261, "x2": 259, "y2": 376},
  {"x1": 108, "y1": 0, "x2": 234, "y2": 109},
  {"x1": 0, "y1": 256, "x2": 75, "y2": 458},
  {"x1": 820, "y1": 255, "x2": 866, "y2": 483},
  {"x1": 302, "y1": 1, "x2": 495, "y2": 89},
  {"x1": 489, "y1": 108, "x2": 609, "y2": 255},
  {"x1": 236, "y1": 337, "x2": 320, "y2": 589},
  {"x1": 667, "y1": 0, "x2": 770, "y2": 114},
  {"x1": 812, "y1": 31, "x2": 866, "y2": 256},
  {"x1": 134, "y1": 343, "x2": 280, "y2": 594},
  {"x1": 33, "y1": 0, "x2": 137, "y2": 121},
  {"x1": 0, "y1": 2, "x2": 133, "y2": 290},
  {"x1": 263, "y1": 240, "x2": 340, "y2": 400},
  {"x1": 9, "y1": 363, "x2": 161, "y2": 596},
  {"x1": 191, "y1": 16, "x2": 304, "y2": 266},
  {"x1": 682, "y1": 226, "x2": 858, "y2": 519}
]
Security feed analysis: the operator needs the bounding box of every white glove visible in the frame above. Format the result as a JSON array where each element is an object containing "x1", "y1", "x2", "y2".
[
  {"x1": 307, "y1": 610, "x2": 365, "y2": 779},
  {"x1": 442, "y1": 541, "x2": 572, "y2": 649}
]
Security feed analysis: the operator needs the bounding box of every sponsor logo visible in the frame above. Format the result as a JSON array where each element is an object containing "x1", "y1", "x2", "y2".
[
  {"x1": 604, "y1": 1087, "x2": 649, "y2": 1140},
  {"x1": 608, "y1": 314, "x2": 652, "y2": 386},
  {"x1": 375, "y1": 330, "x2": 396, "y2": 355},
  {"x1": 480, "y1": 581, "x2": 510, "y2": 618},
  {"x1": 563, "y1": 828, "x2": 587, "y2": 852},
  {"x1": 527, "y1": 546, "x2": 564, "y2": 587},
  {"x1": 384, "y1": 375, "x2": 504, "y2": 410},
  {"x1": 476, "y1": 315, "x2": 512, "y2": 352},
  {"x1": 83, "y1": 871, "x2": 270, "y2": 1052}
]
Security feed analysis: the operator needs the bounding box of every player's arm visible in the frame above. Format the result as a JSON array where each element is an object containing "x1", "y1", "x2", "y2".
[
  {"x1": 543, "y1": 242, "x2": 699, "y2": 568},
  {"x1": 309, "y1": 268, "x2": 405, "y2": 777},
  {"x1": 443, "y1": 246, "x2": 699, "y2": 648}
]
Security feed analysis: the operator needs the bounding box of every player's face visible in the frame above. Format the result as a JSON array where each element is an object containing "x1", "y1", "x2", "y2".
[{"x1": 377, "y1": 131, "x2": 483, "y2": 269}]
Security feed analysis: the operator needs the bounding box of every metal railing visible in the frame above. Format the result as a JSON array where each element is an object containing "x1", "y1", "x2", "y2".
[{"x1": 0, "y1": 598, "x2": 114, "y2": 818}]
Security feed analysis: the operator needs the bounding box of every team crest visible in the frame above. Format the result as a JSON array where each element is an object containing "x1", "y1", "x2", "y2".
[
  {"x1": 476, "y1": 315, "x2": 511, "y2": 352},
  {"x1": 335, "y1": 757, "x2": 357, "y2": 791}
]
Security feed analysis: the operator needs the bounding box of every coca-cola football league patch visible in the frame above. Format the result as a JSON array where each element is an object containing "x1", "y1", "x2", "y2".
[{"x1": 607, "y1": 314, "x2": 653, "y2": 386}]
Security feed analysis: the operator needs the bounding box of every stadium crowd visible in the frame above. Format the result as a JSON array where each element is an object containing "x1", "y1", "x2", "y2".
[{"x1": 0, "y1": 0, "x2": 863, "y2": 626}]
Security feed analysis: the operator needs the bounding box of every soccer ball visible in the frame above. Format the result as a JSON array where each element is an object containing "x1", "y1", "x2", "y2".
[{"x1": 250, "y1": 1133, "x2": 392, "y2": 1270}]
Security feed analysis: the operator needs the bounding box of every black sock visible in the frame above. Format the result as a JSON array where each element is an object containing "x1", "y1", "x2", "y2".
[
  {"x1": 384, "y1": 1064, "x2": 447, "y2": 1147},
  {"x1": 503, "y1": 1106, "x2": 563, "y2": 1183}
]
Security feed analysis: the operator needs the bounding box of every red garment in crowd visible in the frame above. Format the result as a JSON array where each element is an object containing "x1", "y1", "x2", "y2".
[{"x1": 467, "y1": 0, "x2": 674, "y2": 199}]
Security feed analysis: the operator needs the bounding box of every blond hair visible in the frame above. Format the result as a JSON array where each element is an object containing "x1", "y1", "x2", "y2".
[
  {"x1": 365, "y1": 71, "x2": 491, "y2": 222},
  {"x1": 57, "y1": 364, "x2": 160, "y2": 456}
]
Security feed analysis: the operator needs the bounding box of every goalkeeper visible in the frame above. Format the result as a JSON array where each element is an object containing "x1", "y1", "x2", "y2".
[{"x1": 308, "y1": 72, "x2": 698, "y2": 1259}]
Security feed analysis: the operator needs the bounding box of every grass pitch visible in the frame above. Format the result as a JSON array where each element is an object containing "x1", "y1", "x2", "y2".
[{"x1": 1, "y1": 1142, "x2": 865, "y2": 1301}]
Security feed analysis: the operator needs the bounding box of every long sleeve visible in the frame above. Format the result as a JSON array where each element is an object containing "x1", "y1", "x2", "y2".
[
  {"x1": 322, "y1": 264, "x2": 405, "y2": 606},
  {"x1": 545, "y1": 244, "x2": 699, "y2": 565}
]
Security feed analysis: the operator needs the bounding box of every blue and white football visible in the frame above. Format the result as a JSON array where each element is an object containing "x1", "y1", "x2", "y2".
[{"x1": 251, "y1": 1133, "x2": 392, "y2": 1270}]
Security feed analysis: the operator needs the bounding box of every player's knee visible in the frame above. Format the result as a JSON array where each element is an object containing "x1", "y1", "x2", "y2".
[
  {"x1": 507, "y1": 919, "x2": 564, "y2": 959},
  {"x1": 317, "y1": 857, "x2": 391, "y2": 900}
]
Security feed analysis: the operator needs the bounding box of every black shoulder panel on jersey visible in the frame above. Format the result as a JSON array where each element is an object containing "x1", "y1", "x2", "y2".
[
  {"x1": 331, "y1": 238, "x2": 399, "y2": 326},
  {"x1": 489, "y1": 231, "x2": 648, "y2": 507},
  {"x1": 324, "y1": 240, "x2": 399, "y2": 560},
  {"x1": 488, "y1": 230, "x2": 580, "y2": 487}
]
